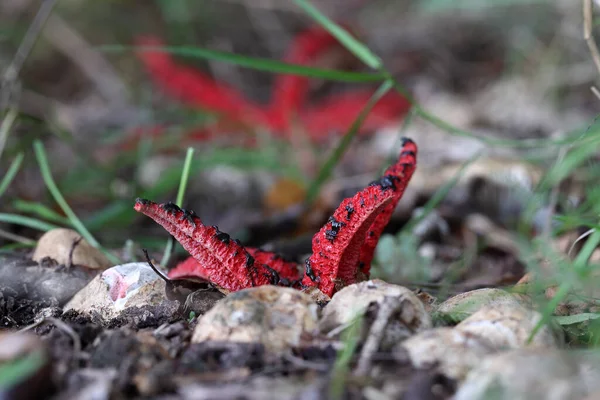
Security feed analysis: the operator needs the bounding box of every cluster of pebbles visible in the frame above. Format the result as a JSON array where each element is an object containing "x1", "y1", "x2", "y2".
[{"x1": 2, "y1": 228, "x2": 600, "y2": 399}]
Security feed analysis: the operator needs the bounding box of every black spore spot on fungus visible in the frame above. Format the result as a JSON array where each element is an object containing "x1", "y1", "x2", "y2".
[
  {"x1": 368, "y1": 231, "x2": 375, "y2": 237},
  {"x1": 325, "y1": 216, "x2": 346, "y2": 242},
  {"x1": 400, "y1": 137, "x2": 414, "y2": 146},
  {"x1": 136, "y1": 198, "x2": 151, "y2": 205},
  {"x1": 305, "y1": 259, "x2": 318, "y2": 282},
  {"x1": 245, "y1": 251, "x2": 257, "y2": 286},
  {"x1": 233, "y1": 239, "x2": 242, "y2": 246},
  {"x1": 212, "y1": 226, "x2": 231, "y2": 245},
  {"x1": 360, "y1": 197, "x2": 365, "y2": 208},
  {"x1": 162, "y1": 202, "x2": 181, "y2": 214},
  {"x1": 345, "y1": 204, "x2": 354, "y2": 220},
  {"x1": 180, "y1": 209, "x2": 198, "y2": 228},
  {"x1": 400, "y1": 150, "x2": 416, "y2": 158},
  {"x1": 325, "y1": 229, "x2": 337, "y2": 241},
  {"x1": 264, "y1": 265, "x2": 280, "y2": 285},
  {"x1": 369, "y1": 174, "x2": 398, "y2": 191},
  {"x1": 245, "y1": 252, "x2": 255, "y2": 269},
  {"x1": 263, "y1": 265, "x2": 293, "y2": 287}
]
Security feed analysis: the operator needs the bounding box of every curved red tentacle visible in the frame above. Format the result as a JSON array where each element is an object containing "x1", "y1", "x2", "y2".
[
  {"x1": 134, "y1": 199, "x2": 300, "y2": 292},
  {"x1": 135, "y1": 35, "x2": 270, "y2": 126},
  {"x1": 301, "y1": 138, "x2": 417, "y2": 296},
  {"x1": 299, "y1": 90, "x2": 411, "y2": 141},
  {"x1": 267, "y1": 25, "x2": 350, "y2": 133}
]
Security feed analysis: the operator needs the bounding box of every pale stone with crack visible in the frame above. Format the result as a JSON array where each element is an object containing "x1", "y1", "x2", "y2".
[
  {"x1": 455, "y1": 303, "x2": 561, "y2": 349},
  {"x1": 397, "y1": 327, "x2": 498, "y2": 381},
  {"x1": 192, "y1": 285, "x2": 318, "y2": 353},
  {"x1": 455, "y1": 350, "x2": 597, "y2": 400},
  {"x1": 33, "y1": 228, "x2": 111, "y2": 270},
  {"x1": 319, "y1": 280, "x2": 431, "y2": 340},
  {"x1": 435, "y1": 288, "x2": 532, "y2": 324},
  {"x1": 63, "y1": 262, "x2": 179, "y2": 323}
]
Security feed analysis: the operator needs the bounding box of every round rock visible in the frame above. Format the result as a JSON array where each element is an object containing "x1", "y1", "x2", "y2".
[
  {"x1": 63, "y1": 262, "x2": 179, "y2": 324},
  {"x1": 33, "y1": 228, "x2": 111, "y2": 270},
  {"x1": 398, "y1": 327, "x2": 498, "y2": 381},
  {"x1": 455, "y1": 303, "x2": 561, "y2": 349},
  {"x1": 435, "y1": 288, "x2": 531, "y2": 324},
  {"x1": 192, "y1": 285, "x2": 318, "y2": 353},
  {"x1": 319, "y1": 280, "x2": 431, "y2": 335},
  {"x1": 455, "y1": 350, "x2": 590, "y2": 400}
]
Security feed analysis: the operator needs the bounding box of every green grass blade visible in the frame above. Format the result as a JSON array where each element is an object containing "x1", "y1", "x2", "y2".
[
  {"x1": 401, "y1": 152, "x2": 481, "y2": 235},
  {"x1": 100, "y1": 44, "x2": 386, "y2": 83},
  {"x1": 305, "y1": 80, "x2": 393, "y2": 205},
  {"x1": 554, "y1": 313, "x2": 600, "y2": 325},
  {"x1": 527, "y1": 228, "x2": 600, "y2": 343},
  {"x1": 0, "y1": 213, "x2": 59, "y2": 231},
  {"x1": 161, "y1": 147, "x2": 195, "y2": 266},
  {"x1": 0, "y1": 349, "x2": 46, "y2": 388},
  {"x1": 293, "y1": 0, "x2": 382, "y2": 70},
  {"x1": 541, "y1": 137, "x2": 600, "y2": 188},
  {"x1": 0, "y1": 152, "x2": 24, "y2": 199},
  {"x1": 175, "y1": 147, "x2": 195, "y2": 206},
  {"x1": 329, "y1": 314, "x2": 363, "y2": 400},
  {"x1": 527, "y1": 282, "x2": 571, "y2": 344},
  {"x1": 86, "y1": 146, "x2": 297, "y2": 231},
  {"x1": 12, "y1": 200, "x2": 71, "y2": 225},
  {"x1": 33, "y1": 140, "x2": 120, "y2": 265},
  {"x1": 292, "y1": 0, "x2": 554, "y2": 149}
]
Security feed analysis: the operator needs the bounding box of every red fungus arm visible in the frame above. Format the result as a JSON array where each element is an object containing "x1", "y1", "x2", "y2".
[
  {"x1": 135, "y1": 36, "x2": 269, "y2": 126},
  {"x1": 134, "y1": 199, "x2": 300, "y2": 292},
  {"x1": 300, "y1": 90, "x2": 411, "y2": 141},
  {"x1": 268, "y1": 25, "x2": 346, "y2": 132},
  {"x1": 358, "y1": 138, "x2": 417, "y2": 276},
  {"x1": 301, "y1": 138, "x2": 417, "y2": 296}
]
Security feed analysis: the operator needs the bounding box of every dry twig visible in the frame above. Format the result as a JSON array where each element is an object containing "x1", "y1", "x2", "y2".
[
  {"x1": 354, "y1": 296, "x2": 403, "y2": 377},
  {"x1": 583, "y1": 0, "x2": 600, "y2": 96}
]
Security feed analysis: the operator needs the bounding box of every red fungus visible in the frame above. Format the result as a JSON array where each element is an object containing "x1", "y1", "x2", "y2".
[
  {"x1": 301, "y1": 138, "x2": 417, "y2": 295},
  {"x1": 267, "y1": 24, "x2": 352, "y2": 133},
  {"x1": 299, "y1": 90, "x2": 410, "y2": 141},
  {"x1": 129, "y1": 25, "x2": 410, "y2": 148},
  {"x1": 134, "y1": 138, "x2": 417, "y2": 297},
  {"x1": 134, "y1": 36, "x2": 270, "y2": 127},
  {"x1": 134, "y1": 200, "x2": 301, "y2": 292}
]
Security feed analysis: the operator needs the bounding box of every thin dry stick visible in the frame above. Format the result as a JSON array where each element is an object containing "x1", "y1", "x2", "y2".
[
  {"x1": 20, "y1": 317, "x2": 82, "y2": 358},
  {"x1": 583, "y1": 0, "x2": 600, "y2": 95},
  {"x1": 0, "y1": 228, "x2": 35, "y2": 245},
  {"x1": 2, "y1": 0, "x2": 58, "y2": 107},
  {"x1": 353, "y1": 296, "x2": 403, "y2": 377},
  {"x1": 42, "y1": 14, "x2": 128, "y2": 103},
  {"x1": 568, "y1": 228, "x2": 595, "y2": 258},
  {"x1": 0, "y1": 108, "x2": 18, "y2": 162},
  {"x1": 1, "y1": 0, "x2": 57, "y2": 161}
]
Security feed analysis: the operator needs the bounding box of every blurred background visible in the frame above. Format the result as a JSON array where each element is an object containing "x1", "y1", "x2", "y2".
[{"x1": 1, "y1": 0, "x2": 600, "y2": 292}]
